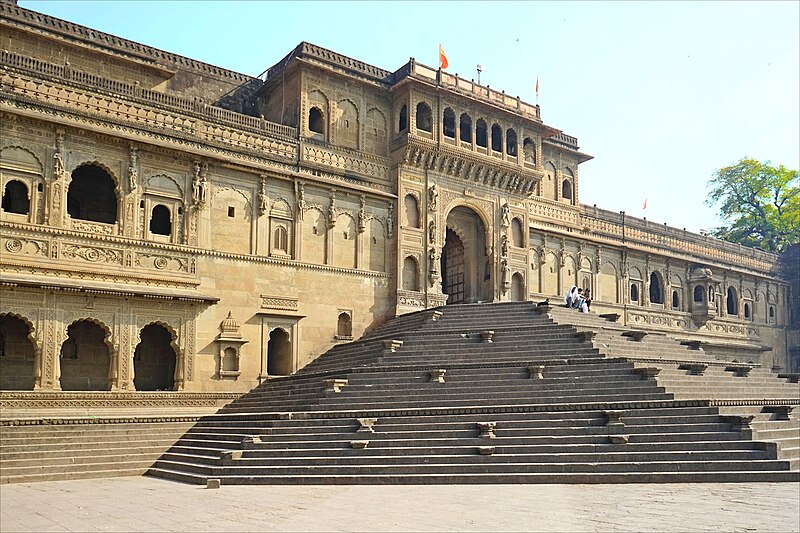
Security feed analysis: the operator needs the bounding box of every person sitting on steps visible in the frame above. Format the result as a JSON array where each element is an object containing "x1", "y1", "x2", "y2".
[
  {"x1": 573, "y1": 288, "x2": 589, "y2": 313},
  {"x1": 564, "y1": 286, "x2": 578, "y2": 308}
]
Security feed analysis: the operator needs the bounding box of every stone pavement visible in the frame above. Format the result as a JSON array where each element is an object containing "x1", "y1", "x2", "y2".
[{"x1": 1, "y1": 477, "x2": 798, "y2": 532}]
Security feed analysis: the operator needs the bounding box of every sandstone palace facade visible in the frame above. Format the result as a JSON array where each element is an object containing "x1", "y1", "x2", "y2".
[{"x1": 1, "y1": 1, "x2": 797, "y2": 394}]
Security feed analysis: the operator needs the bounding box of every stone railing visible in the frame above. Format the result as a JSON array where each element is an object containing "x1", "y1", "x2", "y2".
[
  {"x1": 0, "y1": 2, "x2": 252, "y2": 83},
  {"x1": 528, "y1": 199, "x2": 779, "y2": 274},
  {"x1": 0, "y1": 68, "x2": 298, "y2": 163},
  {"x1": 411, "y1": 61, "x2": 541, "y2": 121},
  {"x1": 0, "y1": 50, "x2": 297, "y2": 140}
]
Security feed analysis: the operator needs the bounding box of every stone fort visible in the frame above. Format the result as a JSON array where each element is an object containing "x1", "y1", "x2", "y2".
[{"x1": 1, "y1": 0, "x2": 797, "y2": 401}]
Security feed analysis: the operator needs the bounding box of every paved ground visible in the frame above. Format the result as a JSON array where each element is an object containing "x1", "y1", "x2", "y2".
[{"x1": 1, "y1": 477, "x2": 798, "y2": 532}]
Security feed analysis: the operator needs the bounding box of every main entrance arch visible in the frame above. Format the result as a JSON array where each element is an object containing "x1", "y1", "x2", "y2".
[
  {"x1": 59, "y1": 320, "x2": 111, "y2": 391},
  {"x1": 441, "y1": 206, "x2": 490, "y2": 304}
]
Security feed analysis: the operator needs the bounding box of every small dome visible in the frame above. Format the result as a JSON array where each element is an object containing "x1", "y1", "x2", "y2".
[{"x1": 220, "y1": 311, "x2": 240, "y2": 335}]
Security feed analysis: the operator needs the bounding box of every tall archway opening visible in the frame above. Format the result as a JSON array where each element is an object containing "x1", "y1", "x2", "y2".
[
  {"x1": 267, "y1": 328, "x2": 292, "y2": 376},
  {"x1": 133, "y1": 324, "x2": 177, "y2": 391},
  {"x1": 441, "y1": 206, "x2": 489, "y2": 304},
  {"x1": 0, "y1": 314, "x2": 36, "y2": 390},
  {"x1": 59, "y1": 320, "x2": 111, "y2": 391}
]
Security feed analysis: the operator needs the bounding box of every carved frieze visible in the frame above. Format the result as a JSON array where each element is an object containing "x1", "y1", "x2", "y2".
[{"x1": 260, "y1": 295, "x2": 299, "y2": 311}]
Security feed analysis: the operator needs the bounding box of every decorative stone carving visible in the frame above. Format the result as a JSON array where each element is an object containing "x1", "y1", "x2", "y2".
[
  {"x1": 477, "y1": 421, "x2": 496, "y2": 439},
  {"x1": 428, "y1": 218, "x2": 436, "y2": 245},
  {"x1": 258, "y1": 175, "x2": 268, "y2": 216},
  {"x1": 260, "y1": 295, "x2": 299, "y2": 311},
  {"x1": 386, "y1": 201, "x2": 394, "y2": 238},
  {"x1": 428, "y1": 183, "x2": 438, "y2": 211},
  {"x1": 128, "y1": 144, "x2": 138, "y2": 192},
  {"x1": 192, "y1": 161, "x2": 208, "y2": 207},
  {"x1": 295, "y1": 181, "x2": 306, "y2": 220},
  {"x1": 327, "y1": 190, "x2": 337, "y2": 228},
  {"x1": 53, "y1": 130, "x2": 66, "y2": 180},
  {"x1": 430, "y1": 369, "x2": 446, "y2": 383},
  {"x1": 500, "y1": 202, "x2": 511, "y2": 227},
  {"x1": 357, "y1": 195, "x2": 366, "y2": 233}
]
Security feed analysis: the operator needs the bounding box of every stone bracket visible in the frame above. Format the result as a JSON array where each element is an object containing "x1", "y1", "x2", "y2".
[
  {"x1": 528, "y1": 365, "x2": 545, "y2": 380},
  {"x1": 426, "y1": 310, "x2": 444, "y2": 323},
  {"x1": 478, "y1": 446, "x2": 496, "y2": 455},
  {"x1": 477, "y1": 421, "x2": 497, "y2": 439},
  {"x1": 777, "y1": 373, "x2": 800, "y2": 384},
  {"x1": 633, "y1": 367, "x2": 661, "y2": 379},
  {"x1": 622, "y1": 331, "x2": 647, "y2": 342},
  {"x1": 382, "y1": 339, "x2": 404, "y2": 353},
  {"x1": 206, "y1": 478, "x2": 221, "y2": 489},
  {"x1": 357, "y1": 418, "x2": 378, "y2": 432},
  {"x1": 430, "y1": 369, "x2": 447, "y2": 383},
  {"x1": 680, "y1": 340, "x2": 704, "y2": 351},
  {"x1": 679, "y1": 362, "x2": 708, "y2": 375},
  {"x1": 218, "y1": 450, "x2": 243, "y2": 465},
  {"x1": 480, "y1": 331, "x2": 495, "y2": 343},
  {"x1": 323, "y1": 378, "x2": 348, "y2": 394},
  {"x1": 350, "y1": 440, "x2": 369, "y2": 449},
  {"x1": 609, "y1": 434, "x2": 629, "y2": 444},
  {"x1": 599, "y1": 313, "x2": 620, "y2": 323},
  {"x1": 241, "y1": 435, "x2": 263, "y2": 449},
  {"x1": 576, "y1": 330, "x2": 597, "y2": 342},
  {"x1": 725, "y1": 366, "x2": 753, "y2": 377},
  {"x1": 762, "y1": 405, "x2": 794, "y2": 421},
  {"x1": 603, "y1": 410, "x2": 626, "y2": 434},
  {"x1": 721, "y1": 414, "x2": 756, "y2": 432}
]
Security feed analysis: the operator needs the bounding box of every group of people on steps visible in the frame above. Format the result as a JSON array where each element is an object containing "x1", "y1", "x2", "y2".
[{"x1": 564, "y1": 286, "x2": 592, "y2": 313}]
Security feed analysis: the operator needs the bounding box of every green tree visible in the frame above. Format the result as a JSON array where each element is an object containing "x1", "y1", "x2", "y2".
[{"x1": 706, "y1": 158, "x2": 799, "y2": 253}]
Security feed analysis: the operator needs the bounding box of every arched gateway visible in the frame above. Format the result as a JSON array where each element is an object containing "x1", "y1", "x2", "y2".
[{"x1": 441, "y1": 206, "x2": 491, "y2": 304}]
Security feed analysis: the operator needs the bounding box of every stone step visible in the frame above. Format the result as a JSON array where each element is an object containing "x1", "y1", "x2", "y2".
[
  {"x1": 145, "y1": 466, "x2": 800, "y2": 485},
  {"x1": 2, "y1": 466, "x2": 150, "y2": 485}
]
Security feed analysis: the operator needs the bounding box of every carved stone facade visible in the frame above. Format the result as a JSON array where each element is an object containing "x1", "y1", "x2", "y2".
[{"x1": 0, "y1": 0, "x2": 796, "y2": 397}]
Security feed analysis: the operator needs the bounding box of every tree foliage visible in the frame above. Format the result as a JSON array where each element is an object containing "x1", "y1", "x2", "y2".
[{"x1": 706, "y1": 158, "x2": 799, "y2": 253}]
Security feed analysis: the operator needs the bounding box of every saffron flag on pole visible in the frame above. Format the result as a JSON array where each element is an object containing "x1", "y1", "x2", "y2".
[
  {"x1": 643, "y1": 198, "x2": 648, "y2": 210},
  {"x1": 439, "y1": 44, "x2": 449, "y2": 70},
  {"x1": 535, "y1": 76, "x2": 539, "y2": 101}
]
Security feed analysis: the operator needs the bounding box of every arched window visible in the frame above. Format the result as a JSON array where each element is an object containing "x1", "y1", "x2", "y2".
[
  {"x1": 744, "y1": 302, "x2": 751, "y2": 319},
  {"x1": 402, "y1": 256, "x2": 419, "y2": 291},
  {"x1": 630, "y1": 284, "x2": 639, "y2": 302},
  {"x1": 442, "y1": 108, "x2": 456, "y2": 138},
  {"x1": 459, "y1": 113, "x2": 472, "y2": 143},
  {"x1": 337, "y1": 312, "x2": 352, "y2": 338},
  {"x1": 68, "y1": 164, "x2": 118, "y2": 224},
  {"x1": 404, "y1": 194, "x2": 419, "y2": 228},
  {"x1": 398, "y1": 104, "x2": 408, "y2": 132},
  {"x1": 273, "y1": 226, "x2": 289, "y2": 253},
  {"x1": 506, "y1": 129, "x2": 518, "y2": 156},
  {"x1": 672, "y1": 290, "x2": 680, "y2": 309},
  {"x1": 511, "y1": 218, "x2": 524, "y2": 247},
  {"x1": 1, "y1": 180, "x2": 29, "y2": 215},
  {"x1": 694, "y1": 285, "x2": 705, "y2": 302},
  {"x1": 561, "y1": 180, "x2": 573, "y2": 201},
  {"x1": 308, "y1": 107, "x2": 324, "y2": 135},
  {"x1": 523, "y1": 138, "x2": 536, "y2": 165},
  {"x1": 491, "y1": 123, "x2": 502, "y2": 152},
  {"x1": 726, "y1": 287, "x2": 738, "y2": 315},
  {"x1": 416, "y1": 102, "x2": 432, "y2": 133},
  {"x1": 149, "y1": 204, "x2": 171, "y2": 236},
  {"x1": 649, "y1": 272, "x2": 663, "y2": 304},
  {"x1": 475, "y1": 119, "x2": 488, "y2": 148},
  {"x1": 769, "y1": 306, "x2": 775, "y2": 319}
]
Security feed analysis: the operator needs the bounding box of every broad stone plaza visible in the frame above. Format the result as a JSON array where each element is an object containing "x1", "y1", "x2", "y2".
[{"x1": 0, "y1": 0, "x2": 798, "y2": 531}]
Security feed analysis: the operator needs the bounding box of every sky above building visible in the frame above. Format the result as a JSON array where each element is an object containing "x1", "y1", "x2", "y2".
[{"x1": 20, "y1": 0, "x2": 800, "y2": 234}]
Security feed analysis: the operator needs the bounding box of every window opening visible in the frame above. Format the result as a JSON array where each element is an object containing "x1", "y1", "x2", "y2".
[
  {"x1": 491, "y1": 124, "x2": 502, "y2": 152},
  {"x1": 459, "y1": 114, "x2": 472, "y2": 143},
  {"x1": 649, "y1": 272, "x2": 663, "y2": 304},
  {"x1": 1, "y1": 180, "x2": 29, "y2": 214},
  {"x1": 475, "y1": 119, "x2": 488, "y2": 148},
  {"x1": 67, "y1": 165, "x2": 117, "y2": 224},
  {"x1": 416, "y1": 102, "x2": 432, "y2": 133},
  {"x1": 149, "y1": 204, "x2": 171, "y2": 236},
  {"x1": 398, "y1": 104, "x2": 408, "y2": 132},
  {"x1": 308, "y1": 107, "x2": 324, "y2": 135},
  {"x1": 630, "y1": 284, "x2": 639, "y2": 302},
  {"x1": 506, "y1": 129, "x2": 518, "y2": 156},
  {"x1": 443, "y1": 108, "x2": 456, "y2": 138}
]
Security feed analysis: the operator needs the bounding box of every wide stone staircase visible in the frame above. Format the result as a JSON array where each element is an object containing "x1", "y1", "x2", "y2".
[
  {"x1": 0, "y1": 393, "x2": 238, "y2": 484},
  {"x1": 146, "y1": 302, "x2": 800, "y2": 485}
]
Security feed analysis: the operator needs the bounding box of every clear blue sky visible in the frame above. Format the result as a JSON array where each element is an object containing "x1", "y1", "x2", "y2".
[{"x1": 21, "y1": 0, "x2": 800, "y2": 233}]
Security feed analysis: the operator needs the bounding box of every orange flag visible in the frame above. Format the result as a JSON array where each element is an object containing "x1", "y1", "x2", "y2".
[
  {"x1": 643, "y1": 198, "x2": 648, "y2": 210},
  {"x1": 439, "y1": 44, "x2": 449, "y2": 70}
]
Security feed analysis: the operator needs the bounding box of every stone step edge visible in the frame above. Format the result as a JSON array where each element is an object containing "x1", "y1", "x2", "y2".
[
  {"x1": 206, "y1": 398, "x2": 800, "y2": 422},
  {"x1": 0, "y1": 415, "x2": 204, "y2": 427},
  {"x1": 145, "y1": 467, "x2": 800, "y2": 485}
]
